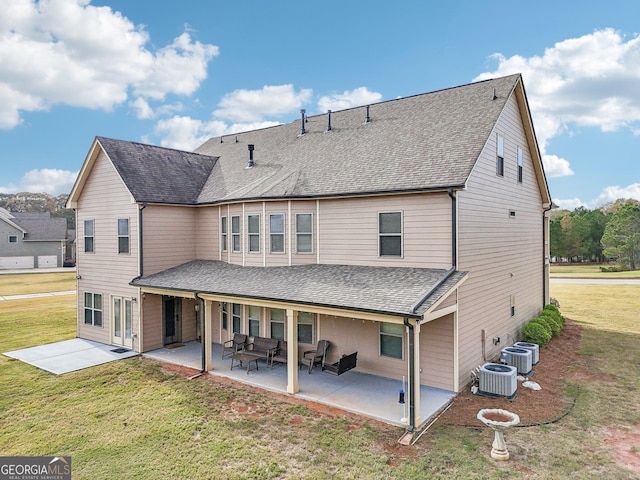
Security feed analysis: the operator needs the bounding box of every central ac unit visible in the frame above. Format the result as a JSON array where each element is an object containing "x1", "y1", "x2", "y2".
[
  {"x1": 478, "y1": 363, "x2": 517, "y2": 398},
  {"x1": 501, "y1": 347, "x2": 533, "y2": 375},
  {"x1": 513, "y1": 341, "x2": 539, "y2": 365}
]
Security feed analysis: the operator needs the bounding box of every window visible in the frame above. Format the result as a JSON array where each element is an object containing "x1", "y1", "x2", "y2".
[
  {"x1": 84, "y1": 219, "x2": 94, "y2": 253},
  {"x1": 8, "y1": 235, "x2": 17, "y2": 243},
  {"x1": 297, "y1": 311, "x2": 314, "y2": 344},
  {"x1": 496, "y1": 134, "x2": 504, "y2": 177},
  {"x1": 296, "y1": 213, "x2": 313, "y2": 253},
  {"x1": 231, "y1": 215, "x2": 241, "y2": 252},
  {"x1": 270, "y1": 214, "x2": 285, "y2": 253},
  {"x1": 221, "y1": 216, "x2": 228, "y2": 252},
  {"x1": 270, "y1": 308, "x2": 285, "y2": 340},
  {"x1": 378, "y1": 212, "x2": 402, "y2": 257},
  {"x1": 118, "y1": 218, "x2": 129, "y2": 254},
  {"x1": 517, "y1": 146, "x2": 523, "y2": 183},
  {"x1": 248, "y1": 305, "x2": 261, "y2": 337},
  {"x1": 380, "y1": 322, "x2": 403, "y2": 359},
  {"x1": 84, "y1": 292, "x2": 103, "y2": 327},
  {"x1": 232, "y1": 303, "x2": 241, "y2": 334},
  {"x1": 247, "y1": 214, "x2": 260, "y2": 253},
  {"x1": 222, "y1": 302, "x2": 228, "y2": 330}
]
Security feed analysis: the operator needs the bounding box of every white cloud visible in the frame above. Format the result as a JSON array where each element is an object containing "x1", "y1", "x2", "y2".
[
  {"x1": 591, "y1": 183, "x2": 640, "y2": 206},
  {"x1": 0, "y1": 0, "x2": 218, "y2": 129},
  {"x1": 542, "y1": 154, "x2": 574, "y2": 178},
  {"x1": 214, "y1": 84, "x2": 312, "y2": 123},
  {"x1": 317, "y1": 87, "x2": 382, "y2": 112},
  {"x1": 130, "y1": 98, "x2": 154, "y2": 120},
  {"x1": 154, "y1": 115, "x2": 279, "y2": 151},
  {"x1": 0, "y1": 168, "x2": 78, "y2": 195},
  {"x1": 553, "y1": 197, "x2": 587, "y2": 211},
  {"x1": 475, "y1": 28, "x2": 640, "y2": 176}
]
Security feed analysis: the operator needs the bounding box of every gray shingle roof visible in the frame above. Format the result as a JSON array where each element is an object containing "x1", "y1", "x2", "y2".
[
  {"x1": 96, "y1": 137, "x2": 218, "y2": 204},
  {"x1": 10, "y1": 213, "x2": 67, "y2": 241},
  {"x1": 194, "y1": 74, "x2": 522, "y2": 203},
  {"x1": 131, "y1": 260, "x2": 467, "y2": 318}
]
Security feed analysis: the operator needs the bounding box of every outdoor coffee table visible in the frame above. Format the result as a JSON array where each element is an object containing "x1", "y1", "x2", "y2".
[{"x1": 230, "y1": 352, "x2": 260, "y2": 374}]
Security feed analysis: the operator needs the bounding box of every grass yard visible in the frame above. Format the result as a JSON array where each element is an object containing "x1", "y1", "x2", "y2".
[
  {"x1": 1, "y1": 273, "x2": 639, "y2": 478},
  {"x1": 0, "y1": 271, "x2": 76, "y2": 296},
  {"x1": 550, "y1": 264, "x2": 640, "y2": 278}
]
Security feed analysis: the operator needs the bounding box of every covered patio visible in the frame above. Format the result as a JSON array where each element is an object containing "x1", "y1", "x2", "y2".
[{"x1": 144, "y1": 341, "x2": 456, "y2": 427}]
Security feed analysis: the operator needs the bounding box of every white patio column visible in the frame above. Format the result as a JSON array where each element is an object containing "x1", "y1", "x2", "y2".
[
  {"x1": 203, "y1": 299, "x2": 213, "y2": 371},
  {"x1": 412, "y1": 321, "x2": 422, "y2": 426},
  {"x1": 453, "y1": 309, "x2": 460, "y2": 392},
  {"x1": 286, "y1": 308, "x2": 299, "y2": 394}
]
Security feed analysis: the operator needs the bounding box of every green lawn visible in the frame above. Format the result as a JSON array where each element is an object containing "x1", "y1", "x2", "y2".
[
  {"x1": 0, "y1": 271, "x2": 76, "y2": 296},
  {"x1": 550, "y1": 264, "x2": 640, "y2": 278},
  {"x1": 1, "y1": 273, "x2": 638, "y2": 479}
]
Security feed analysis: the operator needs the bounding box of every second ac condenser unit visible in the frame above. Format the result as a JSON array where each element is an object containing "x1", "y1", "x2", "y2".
[{"x1": 501, "y1": 347, "x2": 533, "y2": 375}]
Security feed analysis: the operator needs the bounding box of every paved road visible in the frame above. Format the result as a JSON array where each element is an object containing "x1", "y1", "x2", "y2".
[{"x1": 551, "y1": 278, "x2": 640, "y2": 285}]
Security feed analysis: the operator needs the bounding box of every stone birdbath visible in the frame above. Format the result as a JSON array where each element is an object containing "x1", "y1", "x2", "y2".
[{"x1": 477, "y1": 408, "x2": 520, "y2": 461}]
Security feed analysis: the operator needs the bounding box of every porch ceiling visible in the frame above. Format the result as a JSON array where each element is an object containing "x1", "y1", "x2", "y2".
[{"x1": 131, "y1": 260, "x2": 467, "y2": 318}]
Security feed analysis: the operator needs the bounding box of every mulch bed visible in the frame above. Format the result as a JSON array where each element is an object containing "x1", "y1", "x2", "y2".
[{"x1": 440, "y1": 319, "x2": 583, "y2": 427}]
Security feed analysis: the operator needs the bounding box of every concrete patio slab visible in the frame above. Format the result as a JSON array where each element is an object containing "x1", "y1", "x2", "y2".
[
  {"x1": 3, "y1": 338, "x2": 139, "y2": 375},
  {"x1": 144, "y1": 341, "x2": 455, "y2": 427}
]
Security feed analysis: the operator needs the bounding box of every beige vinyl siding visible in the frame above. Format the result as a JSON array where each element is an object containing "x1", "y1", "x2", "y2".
[
  {"x1": 318, "y1": 314, "x2": 406, "y2": 380},
  {"x1": 142, "y1": 294, "x2": 163, "y2": 351},
  {"x1": 196, "y1": 206, "x2": 219, "y2": 260},
  {"x1": 319, "y1": 193, "x2": 451, "y2": 268},
  {"x1": 419, "y1": 314, "x2": 455, "y2": 390},
  {"x1": 75, "y1": 150, "x2": 139, "y2": 347},
  {"x1": 456, "y1": 93, "x2": 544, "y2": 390},
  {"x1": 181, "y1": 298, "x2": 198, "y2": 342},
  {"x1": 143, "y1": 205, "x2": 197, "y2": 275}
]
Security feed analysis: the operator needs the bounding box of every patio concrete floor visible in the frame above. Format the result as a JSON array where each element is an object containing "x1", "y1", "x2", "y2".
[
  {"x1": 144, "y1": 341, "x2": 455, "y2": 428},
  {"x1": 4, "y1": 338, "x2": 139, "y2": 375}
]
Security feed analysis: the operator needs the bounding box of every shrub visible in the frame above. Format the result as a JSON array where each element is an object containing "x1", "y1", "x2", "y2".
[
  {"x1": 530, "y1": 317, "x2": 553, "y2": 337},
  {"x1": 543, "y1": 304, "x2": 565, "y2": 326},
  {"x1": 522, "y1": 321, "x2": 551, "y2": 347},
  {"x1": 539, "y1": 314, "x2": 561, "y2": 337}
]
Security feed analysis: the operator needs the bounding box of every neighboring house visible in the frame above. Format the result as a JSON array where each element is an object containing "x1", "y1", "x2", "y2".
[
  {"x1": 67, "y1": 74, "x2": 552, "y2": 429},
  {"x1": 0, "y1": 208, "x2": 68, "y2": 269}
]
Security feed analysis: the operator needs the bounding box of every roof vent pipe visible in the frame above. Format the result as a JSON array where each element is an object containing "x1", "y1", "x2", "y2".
[
  {"x1": 299, "y1": 109, "x2": 306, "y2": 136},
  {"x1": 326, "y1": 110, "x2": 332, "y2": 132},
  {"x1": 364, "y1": 105, "x2": 371, "y2": 124},
  {"x1": 492, "y1": 88, "x2": 497, "y2": 100},
  {"x1": 246, "y1": 144, "x2": 255, "y2": 169}
]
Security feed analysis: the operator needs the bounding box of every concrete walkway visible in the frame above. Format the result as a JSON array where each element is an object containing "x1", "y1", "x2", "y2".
[{"x1": 0, "y1": 290, "x2": 75, "y2": 301}]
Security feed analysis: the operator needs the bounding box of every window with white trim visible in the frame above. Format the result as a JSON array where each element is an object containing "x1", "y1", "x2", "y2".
[
  {"x1": 517, "y1": 146, "x2": 523, "y2": 183},
  {"x1": 84, "y1": 292, "x2": 103, "y2": 327},
  {"x1": 84, "y1": 219, "x2": 94, "y2": 253},
  {"x1": 296, "y1": 213, "x2": 313, "y2": 253},
  {"x1": 248, "y1": 305, "x2": 261, "y2": 337},
  {"x1": 222, "y1": 302, "x2": 228, "y2": 330},
  {"x1": 232, "y1": 303, "x2": 241, "y2": 334},
  {"x1": 270, "y1": 308, "x2": 285, "y2": 340},
  {"x1": 231, "y1": 215, "x2": 241, "y2": 252},
  {"x1": 247, "y1": 214, "x2": 260, "y2": 253},
  {"x1": 497, "y1": 134, "x2": 504, "y2": 177},
  {"x1": 221, "y1": 216, "x2": 228, "y2": 252},
  {"x1": 297, "y1": 311, "x2": 314, "y2": 344},
  {"x1": 378, "y1": 211, "x2": 402, "y2": 257},
  {"x1": 270, "y1": 214, "x2": 285, "y2": 253},
  {"x1": 380, "y1": 322, "x2": 403, "y2": 359},
  {"x1": 118, "y1": 218, "x2": 129, "y2": 254},
  {"x1": 8, "y1": 235, "x2": 17, "y2": 243}
]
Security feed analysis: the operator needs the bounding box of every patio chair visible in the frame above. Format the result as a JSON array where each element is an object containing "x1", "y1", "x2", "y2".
[
  {"x1": 222, "y1": 333, "x2": 248, "y2": 359},
  {"x1": 299, "y1": 340, "x2": 330, "y2": 374}
]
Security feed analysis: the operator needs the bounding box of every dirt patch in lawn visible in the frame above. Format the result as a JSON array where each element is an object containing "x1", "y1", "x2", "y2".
[
  {"x1": 441, "y1": 319, "x2": 583, "y2": 427},
  {"x1": 603, "y1": 425, "x2": 640, "y2": 475}
]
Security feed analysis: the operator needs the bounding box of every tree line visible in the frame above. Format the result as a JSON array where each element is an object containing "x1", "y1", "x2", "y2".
[{"x1": 550, "y1": 198, "x2": 640, "y2": 270}]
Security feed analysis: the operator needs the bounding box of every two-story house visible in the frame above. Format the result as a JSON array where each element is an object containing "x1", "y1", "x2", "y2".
[{"x1": 67, "y1": 73, "x2": 552, "y2": 430}]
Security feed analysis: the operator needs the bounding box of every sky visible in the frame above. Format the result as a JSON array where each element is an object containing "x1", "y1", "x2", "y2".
[{"x1": 1, "y1": 0, "x2": 639, "y2": 211}]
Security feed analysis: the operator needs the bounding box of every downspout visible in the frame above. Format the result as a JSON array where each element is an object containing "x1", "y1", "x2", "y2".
[
  {"x1": 402, "y1": 189, "x2": 459, "y2": 434},
  {"x1": 542, "y1": 204, "x2": 553, "y2": 307},
  {"x1": 131, "y1": 202, "x2": 146, "y2": 353},
  {"x1": 194, "y1": 291, "x2": 206, "y2": 375}
]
